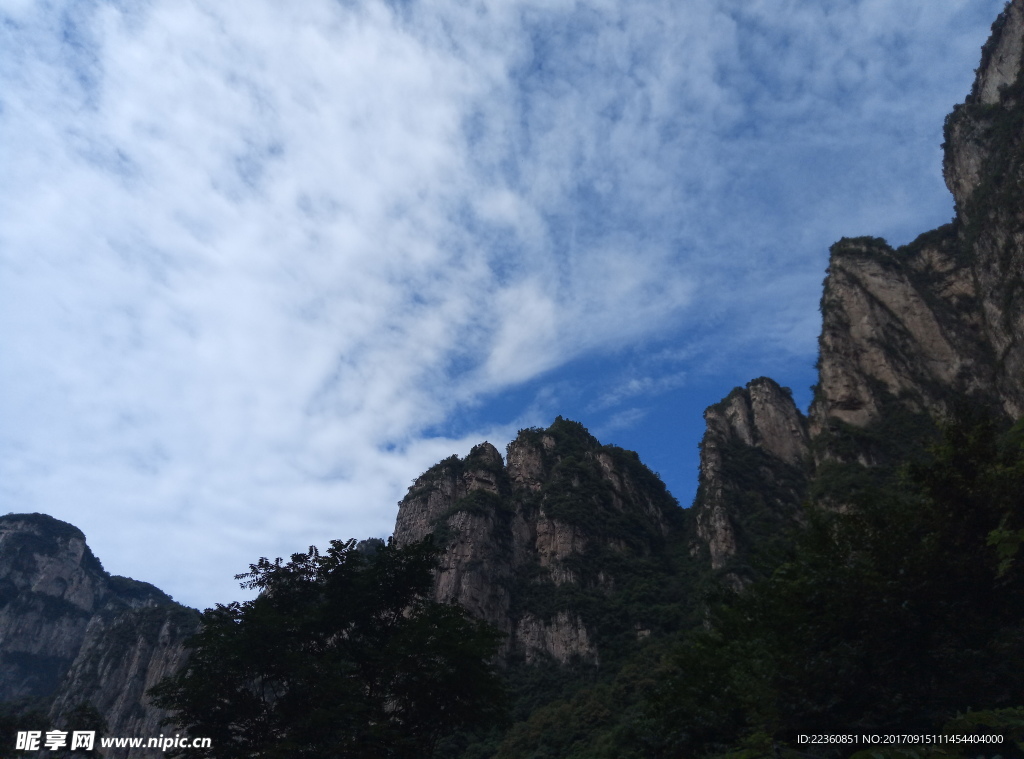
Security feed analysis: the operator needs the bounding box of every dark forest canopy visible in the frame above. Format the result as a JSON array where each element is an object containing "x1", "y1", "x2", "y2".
[
  {"x1": 148, "y1": 411, "x2": 1024, "y2": 759},
  {"x1": 480, "y1": 412, "x2": 1024, "y2": 759},
  {"x1": 150, "y1": 537, "x2": 504, "y2": 759}
]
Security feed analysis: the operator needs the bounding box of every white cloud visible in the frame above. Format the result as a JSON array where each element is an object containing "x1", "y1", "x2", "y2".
[
  {"x1": 595, "y1": 372, "x2": 690, "y2": 411},
  {"x1": 596, "y1": 408, "x2": 649, "y2": 437},
  {"x1": 0, "y1": 0, "x2": 1005, "y2": 607}
]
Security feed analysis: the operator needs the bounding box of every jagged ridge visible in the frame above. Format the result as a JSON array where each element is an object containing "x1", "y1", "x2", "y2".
[
  {"x1": 691, "y1": 0, "x2": 1024, "y2": 572},
  {"x1": 393, "y1": 417, "x2": 691, "y2": 666}
]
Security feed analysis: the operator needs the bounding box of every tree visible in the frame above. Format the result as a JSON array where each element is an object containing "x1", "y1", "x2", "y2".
[
  {"x1": 645, "y1": 410, "x2": 1024, "y2": 758},
  {"x1": 150, "y1": 537, "x2": 504, "y2": 759}
]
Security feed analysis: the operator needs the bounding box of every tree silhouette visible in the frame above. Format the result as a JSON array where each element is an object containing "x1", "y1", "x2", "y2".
[
  {"x1": 150, "y1": 537, "x2": 504, "y2": 759},
  {"x1": 647, "y1": 411, "x2": 1024, "y2": 757}
]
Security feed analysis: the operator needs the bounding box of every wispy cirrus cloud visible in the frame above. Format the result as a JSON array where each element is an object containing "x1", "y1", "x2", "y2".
[{"x1": 0, "y1": 0, "x2": 1004, "y2": 607}]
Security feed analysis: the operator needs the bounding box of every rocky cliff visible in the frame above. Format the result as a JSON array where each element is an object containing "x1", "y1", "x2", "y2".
[
  {"x1": 813, "y1": 0, "x2": 1024, "y2": 437},
  {"x1": 0, "y1": 513, "x2": 198, "y2": 758},
  {"x1": 404, "y1": 0, "x2": 1024, "y2": 627},
  {"x1": 5, "y1": 4, "x2": 1024, "y2": 750},
  {"x1": 692, "y1": 0, "x2": 1024, "y2": 568},
  {"x1": 690, "y1": 378, "x2": 810, "y2": 579},
  {"x1": 393, "y1": 417, "x2": 688, "y2": 665}
]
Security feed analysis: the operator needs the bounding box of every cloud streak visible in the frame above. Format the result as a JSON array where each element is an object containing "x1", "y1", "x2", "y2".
[{"x1": 0, "y1": 0, "x2": 1004, "y2": 607}]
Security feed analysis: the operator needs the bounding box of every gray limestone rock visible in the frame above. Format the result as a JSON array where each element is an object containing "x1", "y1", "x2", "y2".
[
  {"x1": 691, "y1": 0, "x2": 1024, "y2": 569},
  {"x1": 0, "y1": 514, "x2": 198, "y2": 759},
  {"x1": 393, "y1": 419, "x2": 682, "y2": 664}
]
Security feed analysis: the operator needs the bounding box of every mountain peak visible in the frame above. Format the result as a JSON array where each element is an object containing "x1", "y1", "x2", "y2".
[{"x1": 393, "y1": 418, "x2": 685, "y2": 664}]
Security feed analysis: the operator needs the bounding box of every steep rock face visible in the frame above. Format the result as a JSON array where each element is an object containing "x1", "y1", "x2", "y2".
[
  {"x1": 47, "y1": 604, "x2": 197, "y2": 753},
  {"x1": 809, "y1": 233, "x2": 997, "y2": 440},
  {"x1": 818, "y1": 0, "x2": 1024, "y2": 432},
  {"x1": 393, "y1": 418, "x2": 685, "y2": 665},
  {"x1": 944, "y1": 0, "x2": 1024, "y2": 421},
  {"x1": 0, "y1": 514, "x2": 198, "y2": 758},
  {"x1": 705, "y1": 378, "x2": 809, "y2": 467},
  {"x1": 514, "y1": 612, "x2": 594, "y2": 666},
  {"x1": 808, "y1": 0, "x2": 1024, "y2": 440},
  {"x1": 395, "y1": 442, "x2": 521, "y2": 635},
  {"x1": 691, "y1": 378, "x2": 810, "y2": 574},
  {"x1": 393, "y1": 442, "x2": 507, "y2": 547},
  {"x1": 693, "y1": 1, "x2": 1024, "y2": 565},
  {"x1": 944, "y1": 0, "x2": 1024, "y2": 212}
]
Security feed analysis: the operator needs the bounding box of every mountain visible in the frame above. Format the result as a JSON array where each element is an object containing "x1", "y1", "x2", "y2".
[
  {"x1": 2, "y1": 1, "x2": 1024, "y2": 755},
  {"x1": 404, "y1": 2, "x2": 1024, "y2": 752},
  {"x1": 691, "y1": 0, "x2": 1024, "y2": 574},
  {"x1": 689, "y1": 377, "x2": 809, "y2": 581},
  {"x1": 399, "y1": 0, "x2": 1024, "y2": 659},
  {"x1": 0, "y1": 514, "x2": 197, "y2": 758},
  {"x1": 393, "y1": 418, "x2": 692, "y2": 667}
]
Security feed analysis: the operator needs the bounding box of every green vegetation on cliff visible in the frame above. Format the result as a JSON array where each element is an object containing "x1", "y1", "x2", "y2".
[
  {"x1": 151, "y1": 537, "x2": 504, "y2": 759},
  {"x1": 496, "y1": 410, "x2": 1024, "y2": 759}
]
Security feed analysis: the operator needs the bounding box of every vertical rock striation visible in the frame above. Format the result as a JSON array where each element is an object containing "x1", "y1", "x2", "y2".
[
  {"x1": 809, "y1": 233, "x2": 996, "y2": 440},
  {"x1": 5, "y1": 1, "x2": 1024, "y2": 744},
  {"x1": 691, "y1": 0, "x2": 1024, "y2": 567},
  {"x1": 810, "y1": 0, "x2": 1024, "y2": 439},
  {"x1": 691, "y1": 378, "x2": 810, "y2": 577},
  {"x1": 393, "y1": 418, "x2": 685, "y2": 665},
  {"x1": 0, "y1": 514, "x2": 198, "y2": 758}
]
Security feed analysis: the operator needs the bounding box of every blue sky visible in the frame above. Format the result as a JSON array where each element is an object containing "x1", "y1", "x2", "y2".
[{"x1": 0, "y1": 0, "x2": 1004, "y2": 609}]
